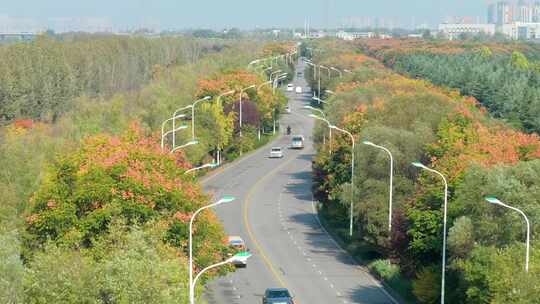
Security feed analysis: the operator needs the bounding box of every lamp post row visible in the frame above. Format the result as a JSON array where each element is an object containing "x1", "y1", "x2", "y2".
[
  {"x1": 186, "y1": 49, "x2": 298, "y2": 304},
  {"x1": 306, "y1": 110, "x2": 532, "y2": 304}
]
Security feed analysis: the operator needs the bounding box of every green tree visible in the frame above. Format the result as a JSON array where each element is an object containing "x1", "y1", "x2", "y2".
[
  {"x1": 412, "y1": 266, "x2": 441, "y2": 304},
  {"x1": 447, "y1": 216, "x2": 474, "y2": 259}
]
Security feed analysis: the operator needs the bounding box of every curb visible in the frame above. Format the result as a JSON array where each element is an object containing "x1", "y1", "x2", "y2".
[{"x1": 313, "y1": 201, "x2": 408, "y2": 304}]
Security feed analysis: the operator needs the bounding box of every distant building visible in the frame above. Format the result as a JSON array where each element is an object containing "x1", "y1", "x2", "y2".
[
  {"x1": 488, "y1": 3, "x2": 498, "y2": 24},
  {"x1": 309, "y1": 31, "x2": 327, "y2": 39},
  {"x1": 497, "y1": 1, "x2": 512, "y2": 24},
  {"x1": 500, "y1": 22, "x2": 540, "y2": 39},
  {"x1": 518, "y1": 0, "x2": 533, "y2": 22},
  {"x1": 0, "y1": 32, "x2": 38, "y2": 43},
  {"x1": 336, "y1": 30, "x2": 375, "y2": 40},
  {"x1": 533, "y1": 2, "x2": 540, "y2": 22},
  {"x1": 438, "y1": 23, "x2": 496, "y2": 39}
]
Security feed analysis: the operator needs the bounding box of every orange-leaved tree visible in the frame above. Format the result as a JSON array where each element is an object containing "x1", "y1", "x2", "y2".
[{"x1": 25, "y1": 123, "x2": 229, "y2": 271}]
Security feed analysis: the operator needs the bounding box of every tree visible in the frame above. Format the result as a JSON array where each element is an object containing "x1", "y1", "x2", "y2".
[
  {"x1": 412, "y1": 266, "x2": 441, "y2": 304},
  {"x1": 511, "y1": 51, "x2": 530, "y2": 71},
  {"x1": 447, "y1": 216, "x2": 474, "y2": 259}
]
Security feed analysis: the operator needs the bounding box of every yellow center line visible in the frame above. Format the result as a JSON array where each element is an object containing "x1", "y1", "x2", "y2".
[{"x1": 243, "y1": 151, "x2": 300, "y2": 296}]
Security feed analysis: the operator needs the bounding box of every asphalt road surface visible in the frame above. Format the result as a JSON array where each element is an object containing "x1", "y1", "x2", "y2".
[{"x1": 202, "y1": 60, "x2": 398, "y2": 304}]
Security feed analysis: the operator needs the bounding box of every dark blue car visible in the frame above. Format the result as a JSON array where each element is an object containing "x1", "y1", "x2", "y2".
[{"x1": 262, "y1": 288, "x2": 295, "y2": 304}]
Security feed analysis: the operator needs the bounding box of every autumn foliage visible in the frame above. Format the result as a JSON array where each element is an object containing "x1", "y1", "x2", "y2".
[
  {"x1": 25, "y1": 123, "x2": 228, "y2": 272},
  {"x1": 308, "y1": 42, "x2": 540, "y2": 302}
]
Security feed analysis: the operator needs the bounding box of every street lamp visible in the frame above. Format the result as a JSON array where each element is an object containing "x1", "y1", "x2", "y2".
[
  {"x1": 189, "y1": 196, "x2": 236, "y2": 304},
  {"x1": 161, "y1": 123, "x2": 188, "y2": 150},
  {"x1": 363, "y1": 141, "x2": 394, "y2": 231},
  {"x1": 320, "y1": 65, "x2": 331, "y2": 77},
  {"x1": 170, "y1": 140, "x2": 199, "y2": 154},
  {"x1": 411, "y1": 161, "x2": 448, "y2": 304},
  {"x1": 344, "y1": 69, "x2": 354, "y2": 74},
  {"x1": 313, "y1": 96, "x2": 328, "y2": 104},
  {"x1": 190, "y1": 96, "x2": 212, "y2": 141},
  {"x1": 257, "y1": 80, "x2": 273, "y2": 93},
  {"x1": 161, "y1": 114, "x2": 187, "y2": 151},
  {"x1": 270, "y1": 70, "x2": 283, "y2": 82},
  {"x1": 184, "y1": 162, "x2": 219, "y2": 174},
  {"x1": 239, "y1": 85, "x2": 256, "y2": 137},
  {"x1": 191, "y1": 251, "x2": 252, "y2": 304},
  {"x1": 330, "y1": 67, "x2": 343, "y2": 78},
  {"x1": 307, "y1": 111, "x2": 333, "y2": 152},
  {"x1": 485, "y1": 196, "x2": 530, "y2": 273},
  {"x1": 325, "y1": 90, "x2": 335, "y2": 95},
  {"x1": 216, "y1": 90, "x2": 235, "y2": 106},
  {"x1": 248, "y1": 59, "x2": 260, "y2": 68},
  {"x1": 274, "y1": 74, "x2": 288, "y2": 94},
  {"x1": 306, "y1": 62, "x2": 318, "y2": 98},
  {"x1": 172, "y1": 105, "x2": 194, "y2": 147},
  {"x1": 330, "y1": 124, "x2": 356, "y2": 236}
]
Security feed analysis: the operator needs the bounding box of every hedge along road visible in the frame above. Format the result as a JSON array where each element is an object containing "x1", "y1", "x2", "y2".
[{"x1": 202, "y1": 60, "x2": 397, "y2": 304}]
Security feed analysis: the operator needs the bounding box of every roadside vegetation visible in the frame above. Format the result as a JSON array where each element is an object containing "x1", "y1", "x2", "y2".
[
  {"x1": 303, "y1": 39, "x2": 540, "y2": 303},
  {"x1": 359, "y1": 39, "x2": 540, "y2": 135},
  {"x1": 0, "y1": 34, "x2": 295, "y2": 303}
]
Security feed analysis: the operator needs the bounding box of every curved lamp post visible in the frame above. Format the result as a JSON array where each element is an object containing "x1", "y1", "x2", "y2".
[
  {"x1": 190, "y1": 96, "x2": 212, "y2": 141},
  {"x1": 313, "y1": 96, "x2": 328, "y2": 104},
  {"x1": 319, "y1": 65, "x2": 331, "y2": 77},
  {"x1": 216, "y1": 90, "x2": 235, "y2": 107},
  {"x1": 306, "y1": 61, "x2": 320, "y2": 99},
  {"x1": 363, "y1": 141, "x2": 394, "y2": 231},
  {"x1": 330, "y1": 125, "x2": 356, "y2": 236},
  {"x1": 330, "y1": 66, "x2": 343, "y2": 78},
  {"x1": 412, "y1": 161, "x2": 448, "y2": 304},
  {"x1": 161, "y1": 114, "x2": 187, "y2": 151},
  {"x1": 171, "y1": 105, "x2": 194, "y2": 148},
  {"x1": 270, "y1": 70, "x2": 283, "y2": 82},
  {"x1": 258, "y1": 80, "x2": 273, "y2": 93},
  {"x1": 485, "y1": 196, "x2": 530, "y2": 273},
  {"x1": 191, "y1": 252, "x2": 252, "y2": 304},
  {"x1": 162, "y1": 123, "x2": 188, "y2": 150},
  {"x1": 189, "y1": 196, "x2": 237, "y2": 304},
  {"x1": 184, "y1": 162, "x2": 219, "y2": 175},
  {"x1": 306, "y1": 110, "x2": 332, "y2": 152},
  {"x1": 171, "y1": 140, "x2": 199, "y2": 154}
]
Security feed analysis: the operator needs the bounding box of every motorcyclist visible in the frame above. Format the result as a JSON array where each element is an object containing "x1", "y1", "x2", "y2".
[{"x1": 286, "y1": 125, "x2": 291, "y2": 135}]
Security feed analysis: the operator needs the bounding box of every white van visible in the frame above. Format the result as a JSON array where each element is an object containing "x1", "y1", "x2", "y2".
[
  {"x1": 295, "y1": 86, "x2": 303, "y2": 94},
  {"x1": 291, "y1": 135, "x2": 305, "y2": 149}
]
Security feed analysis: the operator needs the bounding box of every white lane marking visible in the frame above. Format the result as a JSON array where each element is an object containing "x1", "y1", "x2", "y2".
[{"x1": 310, "y1": 194, "x2": 399, "y2": 304}]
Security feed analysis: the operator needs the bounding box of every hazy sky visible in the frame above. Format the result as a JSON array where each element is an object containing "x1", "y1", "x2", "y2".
[{"x1": 1, "y1": 0, "x2": 487, "y2": 30}]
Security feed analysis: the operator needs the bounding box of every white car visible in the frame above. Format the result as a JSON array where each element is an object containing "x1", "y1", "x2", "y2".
[
  {"x1": 228, "y1": 236, "x2": 248, "y2": 267},
  {"x1": 269, "y1": 147, "x2": 284, "y2": 158},
  {"x1": 291, "y1": 135, "x2": 305, "y2": 149},
  {"x1": 295, "y1": 86, "x2": 303, "y2": 94},
  {"x1": 287, "y1": 84, "x2": 294, "y2": 92},
  {"x1": 285, "y1": 106, "x2": 291, "y2": 113}
]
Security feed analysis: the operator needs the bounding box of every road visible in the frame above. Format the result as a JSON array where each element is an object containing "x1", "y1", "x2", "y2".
[{"x1": 202, "y1": 60, "x2": 397, "y2": 304}]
